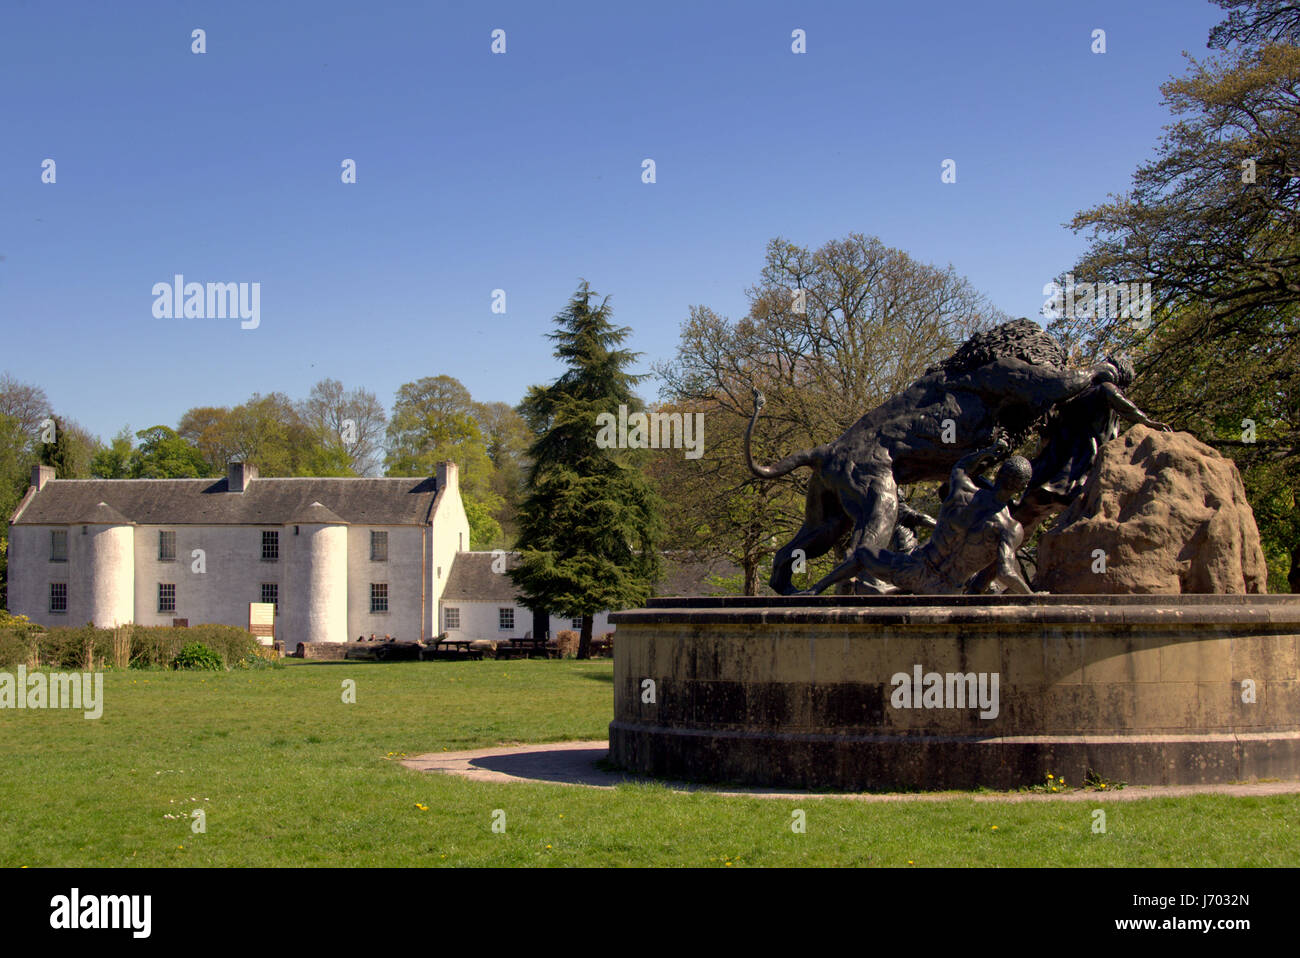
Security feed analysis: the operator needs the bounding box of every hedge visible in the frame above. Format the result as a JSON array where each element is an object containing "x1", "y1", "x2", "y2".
[{"x1": 0, "y1": 623, "x2": 260, "y2": 670}]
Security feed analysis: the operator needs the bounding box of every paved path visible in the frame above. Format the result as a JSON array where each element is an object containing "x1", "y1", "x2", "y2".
[{"x1": 400, "y1": 741, "x2": 1300, "y2": 802}]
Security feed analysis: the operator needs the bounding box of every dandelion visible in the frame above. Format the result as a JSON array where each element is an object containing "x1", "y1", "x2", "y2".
[
  {"x1": 1047, "y1": 773, "x2": 1054, "y2": 780},
  {"x1": 991, "y1": 825, "x2": 998, "y2": 830},
  {"x1": 415, "y1": 803, "x2": 428, "y2": 811},
  {"x1": 1100, "y1": 783, "x2": 1107, "y2": 789},
  {"x1": 546, "y1": 844, "x2": 552, "y2": 850}
]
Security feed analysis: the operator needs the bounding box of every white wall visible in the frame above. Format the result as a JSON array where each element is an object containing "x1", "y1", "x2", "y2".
[{"x1": 437, "y1": 600, "x2": 613, "y2": 642}]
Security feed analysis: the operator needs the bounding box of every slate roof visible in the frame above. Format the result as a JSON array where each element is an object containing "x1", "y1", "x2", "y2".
[
  {"x1": 440, "y1": 551, "x2": 761, "y2": 605},
  {"x1": 77, "y1": 501, "x2": 135, "y2": 526},
  {"x1": 11, "y1": 476, "x2": 440, "y2": 526},
  {"x1": 442, "y1": 552, "x2": 523, "y2": 602}
]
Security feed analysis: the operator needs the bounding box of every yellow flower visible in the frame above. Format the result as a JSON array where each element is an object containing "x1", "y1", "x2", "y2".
[
  {"x1": 1100, "y1": 783, "x2": 1107, "y2": 789},
  {"x1": 1051, "y1": 787, "x2": 1058, "y2": 792},
  {"x1": 546, "y1": 844, "x2": 552, "y2": 849},
  {"x1": 1047, "y1": 773, "x2": 1054, "y2": 780},
  {"x1": 725, "y1": 862, "x2": 733, "y2": 867},
  {"x1": 907, "y1": 860, "x2": 914, "y2": 865},
  {"x1": 991, "y1": 825, "x2": 998, "y2": 830},
  {"x1": 415, "y1": 803, "x2": 428, "y2": 811}
]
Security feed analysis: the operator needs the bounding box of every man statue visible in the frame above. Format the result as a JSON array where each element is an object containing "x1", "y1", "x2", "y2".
[
  {"x1": 1013, "y1": 355, "x2": 1171, "y2": 539},
  {"x1": 801, "y1": 444, "x2": 1035, "y2": 596}
]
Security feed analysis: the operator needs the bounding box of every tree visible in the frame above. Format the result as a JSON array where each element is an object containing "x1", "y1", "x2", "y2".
[
  {"x1": 474, "y1": 400, "x2": 532, "y2": 545},
  {"x1": 177, "y1": 406, "x2": 237, "y2": 472},
  {"x1": 39, "y1": 416, "x2": 98, "y2": 479},
  {"x1": 90, "y1": 427, "x2": 136, "y2": 478},
  {"x1": 1050, "y1": 0, "x2": 1300, "y2": 589},
  {"x1": 131, "y1": 426, "x2": 213, "y2": 478},
  {"x1": 298, "y1": 378, "x2": 387, "y2": 476},
  {"x1": 385, "y1": 375, "x2": 504, "y2": 548},
  {"x1": 654, "y1": 234, "x2": 1004, "y2": 593},
  {"x1": 1208, "y1": 0, "x2": 1300, "y2": 49},
  {"x1": 510, "y1": 282, "x2": 664, "y2": 658}
]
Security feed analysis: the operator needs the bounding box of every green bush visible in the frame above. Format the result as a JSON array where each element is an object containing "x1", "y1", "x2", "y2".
[
  {"x1": 172, "y1": 642, "x2": 223, "y2": 671},
  {"x1": 128, "y1": 624, "x2": 257, "y2": 669}
]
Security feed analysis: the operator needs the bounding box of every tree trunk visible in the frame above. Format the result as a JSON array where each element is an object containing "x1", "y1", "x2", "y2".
[
  {"x1": 744, "y1": 557, "x2": 759, "y2": 596},
  {"x1": 577, "y1": 614, "x2": 593, "y2": 660}
]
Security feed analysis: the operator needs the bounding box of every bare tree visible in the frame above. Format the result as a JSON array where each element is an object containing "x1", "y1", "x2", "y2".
[{"x1": 299, "y1": 379, "x2": 387, "y2": 476}]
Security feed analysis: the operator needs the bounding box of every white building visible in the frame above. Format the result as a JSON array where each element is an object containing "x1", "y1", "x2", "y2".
[
  {"x1": 7, "y1": 460, "x2": 469, "y2": 644},
  {"x1": 438, "y1": 551, "x2": 613, "y2": 641},
  {"x1": 8, "y1": 461, "x2": 726, "y2": 646}
]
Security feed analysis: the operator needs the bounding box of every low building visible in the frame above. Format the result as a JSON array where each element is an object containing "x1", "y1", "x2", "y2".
[
  {"x1": 438, "y1": 551, "x2": 613, "y2": 642},
  {"x1": 7, "y1": 460, "x2": 469, "y2": 645}
]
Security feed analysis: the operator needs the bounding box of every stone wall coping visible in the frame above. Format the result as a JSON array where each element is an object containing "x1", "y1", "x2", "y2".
[{"x1": 612, "y1": 594, "x2": 1300, "y2": 628}]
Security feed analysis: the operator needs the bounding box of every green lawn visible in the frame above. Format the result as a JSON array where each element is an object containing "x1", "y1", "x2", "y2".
[{"x1": 2, "y1": 659, "x2": 1296, "y2": 867}]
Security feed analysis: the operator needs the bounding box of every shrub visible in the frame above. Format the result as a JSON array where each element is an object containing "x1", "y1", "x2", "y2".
[
  {"x1": 172, "y1": 642, "x2": 223, "y2": 671},
  {"x1": 129, "y1": 625, "x2": 258, "y2": 669}
]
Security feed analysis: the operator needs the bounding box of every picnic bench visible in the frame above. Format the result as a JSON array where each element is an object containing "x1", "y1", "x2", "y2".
[
  {"x1": 421, "y1": 636, "x2": 484, "y2": 661},
  {"x1": 496, "y1": 631, "x2": 550, "y2": 659}
]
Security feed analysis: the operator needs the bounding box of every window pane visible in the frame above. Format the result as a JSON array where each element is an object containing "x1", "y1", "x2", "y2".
[
  {"x1": 370, "y1": 583, "x2": 388, "y2": 613},
  {"x1": 158, "y1": 583, "x2": 176, "y2": 613},
  {"x1": 49, "y1": 582, "x2": 67, "y2": 613},
  {"x1": 159, "y1": 530, "x2": 176, "y2": 561},
  {"x1": 444, "y1": 607, "x2": 460, "y2": 629},
  {"x1": 262, "y1": 530, "x2": 279, "y2": 561},
  {"x1": 50, "y1": 530, "x2": 68, "y2": 562},
  {"x1": 498, "y1": 607, "x2": 514, "y2": 631},
  {"x1": 370, "y1": 530, "x2": 388, "y2": 562},
  {"x1": 261, "y1": 583, "x2": 278, "y2": 614}
]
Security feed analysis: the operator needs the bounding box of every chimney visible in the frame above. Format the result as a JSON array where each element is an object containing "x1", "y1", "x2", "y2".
[
  {"x1": 31, "y1": 464, "x2": 56, "y2": 491},
  {"x1": 435, "y1": 460, "x2": 458, "y2": 492},
  {"x1": 227, "y1": 460, "x2": 258, "y2": 493}
]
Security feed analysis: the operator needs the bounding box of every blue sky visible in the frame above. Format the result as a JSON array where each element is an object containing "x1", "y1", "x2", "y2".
[{"x1": 1, "y1": 0, "x2": 1223, "y2": 444}]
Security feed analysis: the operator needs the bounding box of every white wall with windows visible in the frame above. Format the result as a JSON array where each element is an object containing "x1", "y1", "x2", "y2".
[{"x1": 437, "y1": 600, "x2": 614, "y2": 642}]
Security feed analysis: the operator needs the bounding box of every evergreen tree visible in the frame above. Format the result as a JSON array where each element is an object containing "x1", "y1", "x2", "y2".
[{"x1": 510, "y1": 282, "x2": 664, "y2": 658}]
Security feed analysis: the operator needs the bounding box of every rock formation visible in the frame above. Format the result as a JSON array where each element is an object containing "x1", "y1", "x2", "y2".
[{"x1": 1034, "y1": 426, "x2": 1268, "y2": 594}]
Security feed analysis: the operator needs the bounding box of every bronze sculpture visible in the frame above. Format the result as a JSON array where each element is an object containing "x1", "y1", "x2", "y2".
[
  {"x1": 801, "y1": 443, "x2": 1035, "y2": 596},
  {"x1": 745, "y1": 320, "x2": 1125, "y2": 595}
]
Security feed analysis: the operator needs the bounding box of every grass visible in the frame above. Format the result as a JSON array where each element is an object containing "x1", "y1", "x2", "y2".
[{"x1": 2, "y1": 659, "x2": 1297, "y2": 867}]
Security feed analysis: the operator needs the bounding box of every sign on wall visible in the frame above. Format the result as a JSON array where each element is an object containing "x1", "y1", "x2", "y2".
[{"x1": 248, "y1": 602, "x2": 275, "y2": 645}]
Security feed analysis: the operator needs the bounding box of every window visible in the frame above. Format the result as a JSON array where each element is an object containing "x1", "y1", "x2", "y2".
[
  {"x1": 370, "y1": 583, "x2": 388, "y2": 614},
  {"x1": 370, "y1": 530, "x2": 388, "y2": 562},
  {"x1": 49, "y1": 582, "x2": 67, "y2": 614},
  {"x1": 261, "y1": 582, "x2": 279, "y2": 615},
  {"x1": 444, "y1": 607, "x2": 460, "y2": 630},
  {"x1": 159, "y1": 530, "x2": 176, "y2": 561},
  {"x1": 261, "y1": 530, "x2": 279, "y2": 561},
  {"x1": 572, "y1": 616, "x2": 584, "y2": 630},
  {"x1": 50, "y1": 529, "x2": 67, "y2": 562},
  {"x1": 498, "y1": 607, "x2": 515, "y2": 631},
  {"x1": 158, "y1": 583, "x2": 176, "y2": 613}
]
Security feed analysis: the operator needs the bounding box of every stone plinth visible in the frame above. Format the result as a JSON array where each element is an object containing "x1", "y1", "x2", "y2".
[{"x1": 608, "y1": 595, "x2": 1300, "y2": 791}]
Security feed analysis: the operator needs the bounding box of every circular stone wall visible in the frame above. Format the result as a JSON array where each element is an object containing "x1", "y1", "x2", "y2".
[{"x1": 608, "y1": 595, "x2": 1300, "y2": 791}]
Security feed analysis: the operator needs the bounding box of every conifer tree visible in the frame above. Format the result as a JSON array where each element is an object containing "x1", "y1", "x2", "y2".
[{"x1": 510, "y1": 282, "x2": 663, "y2": 658}]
